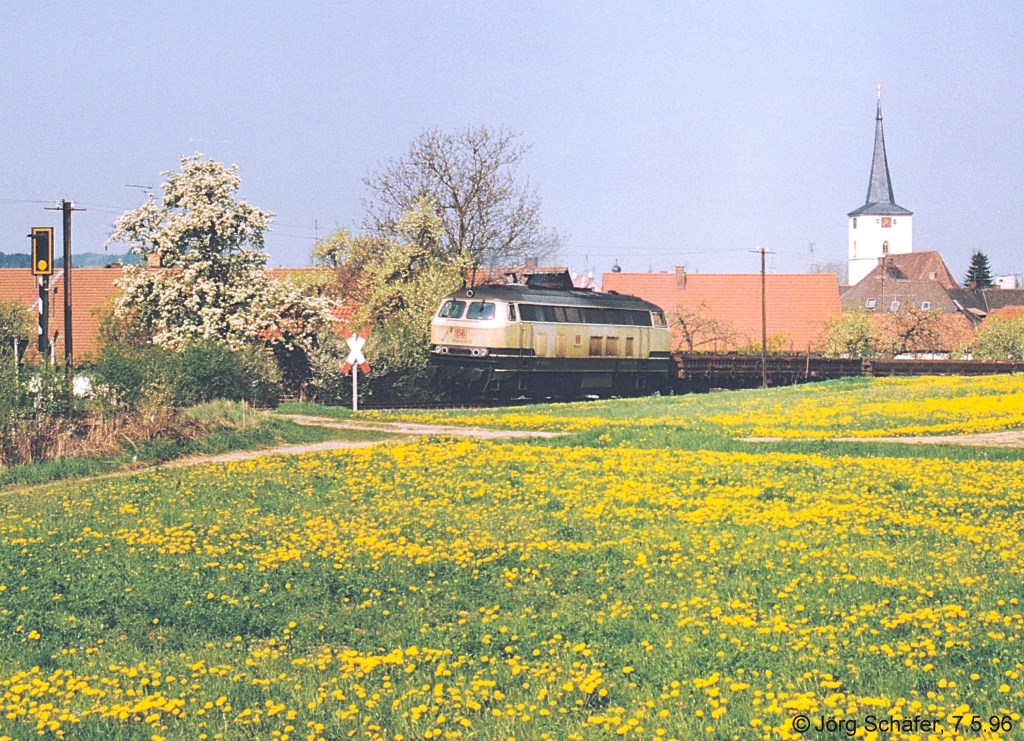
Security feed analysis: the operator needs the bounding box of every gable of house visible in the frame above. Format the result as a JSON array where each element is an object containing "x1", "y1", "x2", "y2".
[
  {"x1": 841, "y1": 277, "x2": 959, "y2": 315},
  {"x1": 857, "y1": 251, "x2": 959, "y2": 289}
]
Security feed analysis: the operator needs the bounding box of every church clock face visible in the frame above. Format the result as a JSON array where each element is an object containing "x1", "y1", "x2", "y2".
[{"x1": 881, "y1": 217, "x2": 892, "y2": 228}]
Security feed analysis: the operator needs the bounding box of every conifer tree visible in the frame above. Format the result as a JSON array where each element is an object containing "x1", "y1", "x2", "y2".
[{"x1": 964, "y1": 250, "x2": 994, "y2": 288}]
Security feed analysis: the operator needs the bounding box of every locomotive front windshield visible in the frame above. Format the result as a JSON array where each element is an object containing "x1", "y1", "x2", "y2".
[
  {"x1": 438, "y1": 300, "x2": 466, "y2": 318},
  {"x1": 437, "y1": 300, "x2": 496, "y2": 320},
  {"x1": 466, "y1": 302, "x2": 496, "y2": 320}
]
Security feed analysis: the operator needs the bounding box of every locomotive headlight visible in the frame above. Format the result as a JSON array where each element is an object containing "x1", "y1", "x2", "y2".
[
  {"x1": 436, "y1": 346, "x2": 450, "y2": 355},
  {"x1": 478, "y1": 348, "x2": 489, "y2": 357},
  {"x1": 469, "y1": 347, "x2": 489, "y2": 357}
]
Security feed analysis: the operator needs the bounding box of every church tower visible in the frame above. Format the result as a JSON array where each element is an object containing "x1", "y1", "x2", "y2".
[{"x1": 847, "y1": 88, "x2": 913, "y2": 285}]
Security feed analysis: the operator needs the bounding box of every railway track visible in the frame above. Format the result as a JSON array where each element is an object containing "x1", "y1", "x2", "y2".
[
  {"x1": 333, "y1": 355, "x2": 1024, "y2": 409},
  {"x1": 675, "y1": 353, "x2": 1024, "y2": 391}
]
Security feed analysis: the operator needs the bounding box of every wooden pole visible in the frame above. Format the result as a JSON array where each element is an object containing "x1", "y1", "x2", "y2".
[{"x1": 760, "y1": 248, "x2": 768, "y2": 388}]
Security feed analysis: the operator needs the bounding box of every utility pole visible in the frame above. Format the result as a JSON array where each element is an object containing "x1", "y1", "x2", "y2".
[
  {"x1": 45, "y1": 200, "x2": 85, "y2": 409},
  {"x1": 752, "y1": 247, "x2": 774, "y2": 388},
  {"x1": 45, "y1": 199, "x2": 84, "y2": 368}
]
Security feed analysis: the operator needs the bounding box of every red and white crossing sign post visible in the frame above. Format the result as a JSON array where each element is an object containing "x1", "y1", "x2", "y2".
[{"x1": 341, "y1": 331, "x2": 370, "y2": 411}]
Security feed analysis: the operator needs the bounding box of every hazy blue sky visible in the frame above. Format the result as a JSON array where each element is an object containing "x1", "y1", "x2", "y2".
[{"x1": 2, "y1": 1, "x2": 1022, "y2": 281}]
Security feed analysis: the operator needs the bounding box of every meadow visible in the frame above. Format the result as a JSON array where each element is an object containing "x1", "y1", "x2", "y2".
[{"x1": 1, "y1": 376, "x2": 1023, "y2": 740}]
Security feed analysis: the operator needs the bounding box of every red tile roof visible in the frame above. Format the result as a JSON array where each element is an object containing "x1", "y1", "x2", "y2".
[
  {"x1": 602, "y1": 270, "x2": 842, "y2": 352},
  {"x1": 0, "y1": 267, "x2": 343, "y2": 362},
  {"x1": 0, "y1": 267, "x2": 126, "y2": 361},
  {"x1": 986, "y1": 305, "x2": 1024, "y2": 322},
  {"x1": 857, "y1": 251, "x2": 959, "y2": 289}
]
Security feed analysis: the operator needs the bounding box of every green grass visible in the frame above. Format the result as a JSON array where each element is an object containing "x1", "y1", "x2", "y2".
[
  {"x1": 2, "y1": 379, "x2": 1023, "y2": 740},
  {"x1": 0, "y1": 402, "x2": 387, "y2": 491},
  {"x1": 275, "y1": 400, "x2": 356, "y2": 419}
]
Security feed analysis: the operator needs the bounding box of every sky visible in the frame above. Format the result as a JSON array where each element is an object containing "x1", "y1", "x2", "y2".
[{"x1": 2, "y1": 1, "x2": 1023, "y2": 283}]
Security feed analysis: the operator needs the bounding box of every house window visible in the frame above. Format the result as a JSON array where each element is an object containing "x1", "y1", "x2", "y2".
[
  {"x1": 852, "y1": 218, "x2": 857, "y2": 229},
  {"x1": 921, "y1": 301, "x2": 931, "y2": 311},
  {"x1": 890, "y1": 300, "x2": 900, "y2": 312},
  {"x1": 866, "y1": 298, "x2": 877, "y2": 310}
]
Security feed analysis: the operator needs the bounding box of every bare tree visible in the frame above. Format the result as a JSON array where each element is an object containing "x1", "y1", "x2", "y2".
[
  {"x1": 672, "y1": 302, "x2": 740, "y2": 352},
  {"x1": 876, "y1": 306, "x2": 946, "y2": 357},
  {"x1": 362, "y1": 126, "x2": 562, "y2": 269}
]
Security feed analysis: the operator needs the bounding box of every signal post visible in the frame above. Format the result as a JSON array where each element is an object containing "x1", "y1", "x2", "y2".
[{"x1": 30, "y1": 227, "x2": 54, "y2": 361}]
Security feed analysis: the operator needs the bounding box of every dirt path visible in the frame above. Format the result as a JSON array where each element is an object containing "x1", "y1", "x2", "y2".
[
  {"x1": 276, "y1": 414, "x2": 565, "y2": 440},
  {"x1": 163, "y1": 415, "x2": 564, "y2": 468},
  {"x1": 742, "y1": 430, "x2": 1024, "y2": 447}
]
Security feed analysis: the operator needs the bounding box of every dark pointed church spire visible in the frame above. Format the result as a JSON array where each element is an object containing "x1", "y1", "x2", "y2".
[
  {"x1": 866, "y1": 86, "x2": 896, "y2": 204},
  {"x1": 849, "y1": 86, "x2": 912, "y2": 217}
]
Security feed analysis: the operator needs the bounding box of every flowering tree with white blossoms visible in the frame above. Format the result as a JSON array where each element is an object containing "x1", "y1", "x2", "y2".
[{"x1": 107, "y1": 154, "x2": 293, "y2": 350}]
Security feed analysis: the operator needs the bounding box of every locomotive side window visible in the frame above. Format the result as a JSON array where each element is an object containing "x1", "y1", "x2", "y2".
[
  {"x1": 652, "y1": 312, "x2": 667, "y2": 328},
  {"x1": 466, "y1": 302, "x2": 496, "y2": 320},
  {"x1": 517, "y1": 303, "x2": 655, "y2": 326},
  {"x1": 438, "y1": 300, "x2": 466, "y2": 319},
  {"x1": 508, "y1": 304, "x2": 517, "y2": 321}
]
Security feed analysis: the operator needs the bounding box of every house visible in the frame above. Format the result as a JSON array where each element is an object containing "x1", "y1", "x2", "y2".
[
  {"x1": 0, "y1": 266, "x2": 127, "y2": 362},
  {"x1": 841, "y1": 252, "x2": 961, "y2": 314},
  {"x1": 948, "y1": 287, "x2": 1024, "y2": 326},
  {"x1": 602, "y1": 266, "x2": 842, "y2": 353},
  {"x1": 0, "y1": 265, "x2": 350, "y2": 363}
]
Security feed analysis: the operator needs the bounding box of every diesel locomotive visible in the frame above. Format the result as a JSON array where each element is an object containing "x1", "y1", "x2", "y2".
[{"x1": 427, "y1": 272, "x2": 674, "y2": 399}]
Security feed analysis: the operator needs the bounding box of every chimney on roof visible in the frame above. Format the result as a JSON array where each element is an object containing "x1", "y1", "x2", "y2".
[
  {"x1": 148, "y1": 252, "x2": 162, "y2": 269},
  {"x1": 525, "y1": 256, "x2": 539, "y2": 269},
  {"x1": 675, "y1": 265, "x2": 687, "y2": 290}
]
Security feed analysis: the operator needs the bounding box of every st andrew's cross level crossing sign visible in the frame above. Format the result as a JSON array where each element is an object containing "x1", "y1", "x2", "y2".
[
  {"x1": 341, "y1": 331, "x2": 370, "y2": 412},
  {"x1": 341, "y1": 332, "x2": 370, "y2": 376}
]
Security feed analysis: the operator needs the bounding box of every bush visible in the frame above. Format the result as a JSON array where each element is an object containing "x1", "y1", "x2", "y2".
[
  {"x1": 971, "y1": 314, "x2": 1024, "y2": 360},
  {"x1": 168, "y1": 340, "x2": 281, "y2": 407},
  {"x1": 93, "y1": 340, "x2": 281, "y2": 410},
  {"x1": 359, "y1": 317, "x2": 442, "y2": 403},
  {"x1": 0, "y1": 298, "x2": 33, "y2": 358},
  {"x1": 92, "y1": 344, "x2": 172, "y2": 411},
  {"x1": 305, "y1": 335, "x2": 353, "y2": 405}
]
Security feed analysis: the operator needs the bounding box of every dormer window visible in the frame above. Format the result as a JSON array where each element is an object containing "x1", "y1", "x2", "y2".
[
  {"x1": 921, "y1": 301, "x2": 931, "y2": 311},
  {"x1": 866, "y1": 298, "x2": 877, "y2": 310},
  {"x1": 890, "y1": 300, "x2": 900, "y2": 312}
]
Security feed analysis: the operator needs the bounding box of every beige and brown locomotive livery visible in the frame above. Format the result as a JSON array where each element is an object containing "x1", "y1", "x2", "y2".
[{"x1": 428, "y1": 273, "x2": 673, "y2": 399}]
